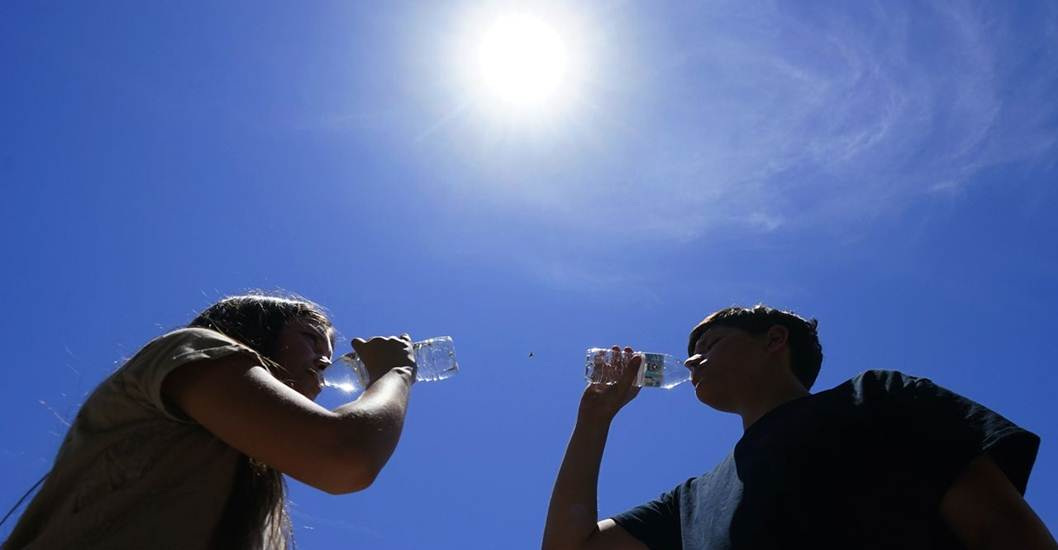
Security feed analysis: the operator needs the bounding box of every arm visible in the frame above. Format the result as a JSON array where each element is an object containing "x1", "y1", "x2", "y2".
[
  {"x1": 162, "y1": 336, "x2": 416, "y2": 495},
  {"x1": 941, "y1": 454, "x2": 1057, "y2": 550},
  {"x1": 542, "y1": 348, "x2": 648, "y2": 550}
]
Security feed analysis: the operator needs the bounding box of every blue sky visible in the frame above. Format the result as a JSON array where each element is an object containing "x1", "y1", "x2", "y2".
[{"x1": 2, "y1": 1, "x2": 1056, "y2": 547}]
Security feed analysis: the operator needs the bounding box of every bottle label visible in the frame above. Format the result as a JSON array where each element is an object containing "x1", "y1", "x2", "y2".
[{"x1": 641, "y1": 353, "x2": 666, "y2": 388}]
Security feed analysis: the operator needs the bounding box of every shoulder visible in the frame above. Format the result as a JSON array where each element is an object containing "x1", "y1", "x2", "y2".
[
  {"x1": 847, "y1": 369, "x2": 927, "y2": 389},
  {"x1": 121, "y1": 327, "x2": 258, "y2": 373},
  {"x1": 801, "y1": 370, "x2": 948, "y2": 416},
  {"x1": 123, "y1": 326, "x2": 266, "y2": 380},
  {"x1": 141, "y1": 327, "x2": 244, "y2": 352},
  {"x1": 113, "y1": 327, "x2": 265, "y2": 420},
  {"x1": 832, "y1": 369, "x2": 939, "y2": 400}
]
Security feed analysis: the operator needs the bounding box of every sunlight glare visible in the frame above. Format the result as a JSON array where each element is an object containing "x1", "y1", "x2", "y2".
[{"x1": 475, "y1": 14, "x2": 568, "y2": 111}]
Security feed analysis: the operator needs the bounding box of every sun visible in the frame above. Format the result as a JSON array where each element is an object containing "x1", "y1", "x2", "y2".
[{"x1": 474, "y1": 14, "x2": 569, "y2": 111}]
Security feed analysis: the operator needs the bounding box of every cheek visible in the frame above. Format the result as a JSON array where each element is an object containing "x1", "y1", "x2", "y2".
[
  {"x1": 693, "y1": 361, "x2": 731, "y2": 395},
  {"x1": 289, "y1": 345, "x2": 316, "y2": 363},
  {"x1": 272, "y1": 349, "x2": 314, "y2": 379}
]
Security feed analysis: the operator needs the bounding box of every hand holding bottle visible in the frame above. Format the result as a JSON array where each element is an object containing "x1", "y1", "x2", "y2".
[
  {"x1": 350, "y1": 334, "x2": 417, "y2": 386},
  {"x1": 327, "y1": 336, "x2": 459, "y2": 393},
  {"x1": 579, "y1": 346, "x2": 642, "y2": 423},
  {"x1": 585, "y1": 347, "x2": 689, "y2": 389}
]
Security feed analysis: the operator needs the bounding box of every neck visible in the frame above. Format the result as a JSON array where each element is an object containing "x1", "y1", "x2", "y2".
[{"x1": 738, "y1": 376, "x2": 810, "y2": 431}]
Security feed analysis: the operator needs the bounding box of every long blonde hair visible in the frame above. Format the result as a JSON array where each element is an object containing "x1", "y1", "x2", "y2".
[{"x1": 189, "y1": 292, "x2": 332, "y2": 548}]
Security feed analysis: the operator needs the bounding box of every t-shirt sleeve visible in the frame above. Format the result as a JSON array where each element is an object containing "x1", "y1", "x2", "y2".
[
  {"x1": 894, "y1": 372, "x2": 1041, "y2": 495},
  {"x1": 610, "y1": 481, "x2": 686, "y2": 550},
  {"x1": 117, "y1": 327, "x2": 267, "y2": 422}
]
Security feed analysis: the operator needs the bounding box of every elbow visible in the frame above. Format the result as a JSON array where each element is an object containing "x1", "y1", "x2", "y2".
[
  {"x1": 307, "y1": 409, "x2": 401, "y2": 494},
  {"x1": 316, "y1": 466, "x2": 378, "y2": 495},
  {"x1": 318, "y1": 452, "x2": 382, "y2": 494},
  {"x1": 317, "y1": 443, "x2": 387, "y2": 494},
  {"x1": 320, "y1": 473, "x2": 376, "y2": 495}
]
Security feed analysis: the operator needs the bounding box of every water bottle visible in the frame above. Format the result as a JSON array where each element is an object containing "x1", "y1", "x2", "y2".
[
  {"x1": 325, "y1": 336, "x2": 458, "y2": 393},
  {"x1": 584, "y1": 348, "x2": 689, "y2": 389}
]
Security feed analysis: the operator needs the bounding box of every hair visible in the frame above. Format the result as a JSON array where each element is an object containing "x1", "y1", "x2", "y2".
[
  {"x1": 687, "y1": 305, "x2": 823, "y2": 390},
  {"x1": 189, "y1": 293, "x2": 332, "y2": 364},
  {"x1": 188, "y1": 292, "x2": 332, "y2": 549}
]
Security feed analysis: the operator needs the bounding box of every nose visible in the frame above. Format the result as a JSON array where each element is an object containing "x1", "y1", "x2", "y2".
[{"x1": 684, "y1": 354, "x2": 702, "y2": 369}]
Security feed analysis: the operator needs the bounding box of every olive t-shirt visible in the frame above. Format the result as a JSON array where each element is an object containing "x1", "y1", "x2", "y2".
[
  {"x1": 4, "y1": 328, "x2": 268, "y2": 550},
  {"x1": 611, "y1": 370, "x2": 1040, "y2": 550}
]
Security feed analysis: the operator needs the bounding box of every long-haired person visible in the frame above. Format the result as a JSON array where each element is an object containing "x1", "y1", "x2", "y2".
[{"x1": 4, "y1": 293, "x2": 418, "y2": 549}]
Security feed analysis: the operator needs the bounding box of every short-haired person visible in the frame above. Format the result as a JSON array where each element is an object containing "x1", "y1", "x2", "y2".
[
  {"x1": 543, "y1": 305, "x2": 1055, "y2": 549},
  {"x1": 4, "y1": 293, "x2": 419, "y2": 549}
]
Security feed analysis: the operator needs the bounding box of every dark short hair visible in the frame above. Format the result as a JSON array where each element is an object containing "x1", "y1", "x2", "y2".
[
  {"x1": 188, "y1": 292, "x2": 332, "y2": 364},
  {"x1": 688, "y1": 305, "x2": 823, "y2": 390}
]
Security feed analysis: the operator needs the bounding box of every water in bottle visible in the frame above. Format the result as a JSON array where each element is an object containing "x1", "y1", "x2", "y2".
[
  {"x1": 584, "y1": 348, "x2": 689, "y2": 389},
  {"x1": 325, "y1": 336, "x2": 458, "y2": 394}
]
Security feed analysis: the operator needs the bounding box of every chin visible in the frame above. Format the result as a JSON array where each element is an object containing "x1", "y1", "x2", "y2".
[
  {"x1": 694, "y1": 385, "x2": 736, "y2": 412},
  {"x1": 693, "y1": 385, "x2": 715, "y2": 406}
]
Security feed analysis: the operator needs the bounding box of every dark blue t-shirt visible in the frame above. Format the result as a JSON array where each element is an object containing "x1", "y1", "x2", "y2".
[{"x1": 611, "y1": 370, "x2": 1040, "y2": 550}]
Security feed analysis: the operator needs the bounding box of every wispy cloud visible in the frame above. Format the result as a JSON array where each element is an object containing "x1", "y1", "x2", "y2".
[
  {"x1": 424, "y1": 0, "x2": 1057, "y2": 245},
  {"x1": 622, "y1": 1, "x2": 1055, "y2": 234}
]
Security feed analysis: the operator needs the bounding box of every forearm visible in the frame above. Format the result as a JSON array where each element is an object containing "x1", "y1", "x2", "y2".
[
  {"x1": 332, "y1": 367, "x2": 415, "y2": 485},
  {"x1": 543, "y1": 415, "x2": 612, "y2": 550}
]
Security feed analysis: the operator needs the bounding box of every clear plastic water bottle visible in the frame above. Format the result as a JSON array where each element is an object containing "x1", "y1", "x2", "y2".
[
  {"x1": 584, "y1": 348, "x2": 689, "y2": 389},
  {"x1": 325, "y1": 336, "x2": 458, "y2": 393}
]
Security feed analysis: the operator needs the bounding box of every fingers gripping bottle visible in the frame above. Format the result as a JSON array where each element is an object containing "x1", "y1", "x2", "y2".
[
  {"x1": 584, "y1": 348, "x2": 689, "y2": 389},
  {"x1": 325, "y1": 336, "x2": 458, "y2": 393}
]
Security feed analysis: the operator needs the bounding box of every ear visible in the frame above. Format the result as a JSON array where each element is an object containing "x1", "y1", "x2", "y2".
[{"x1": 764, "y1": 325, "x2": 789, "y2": 353}]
